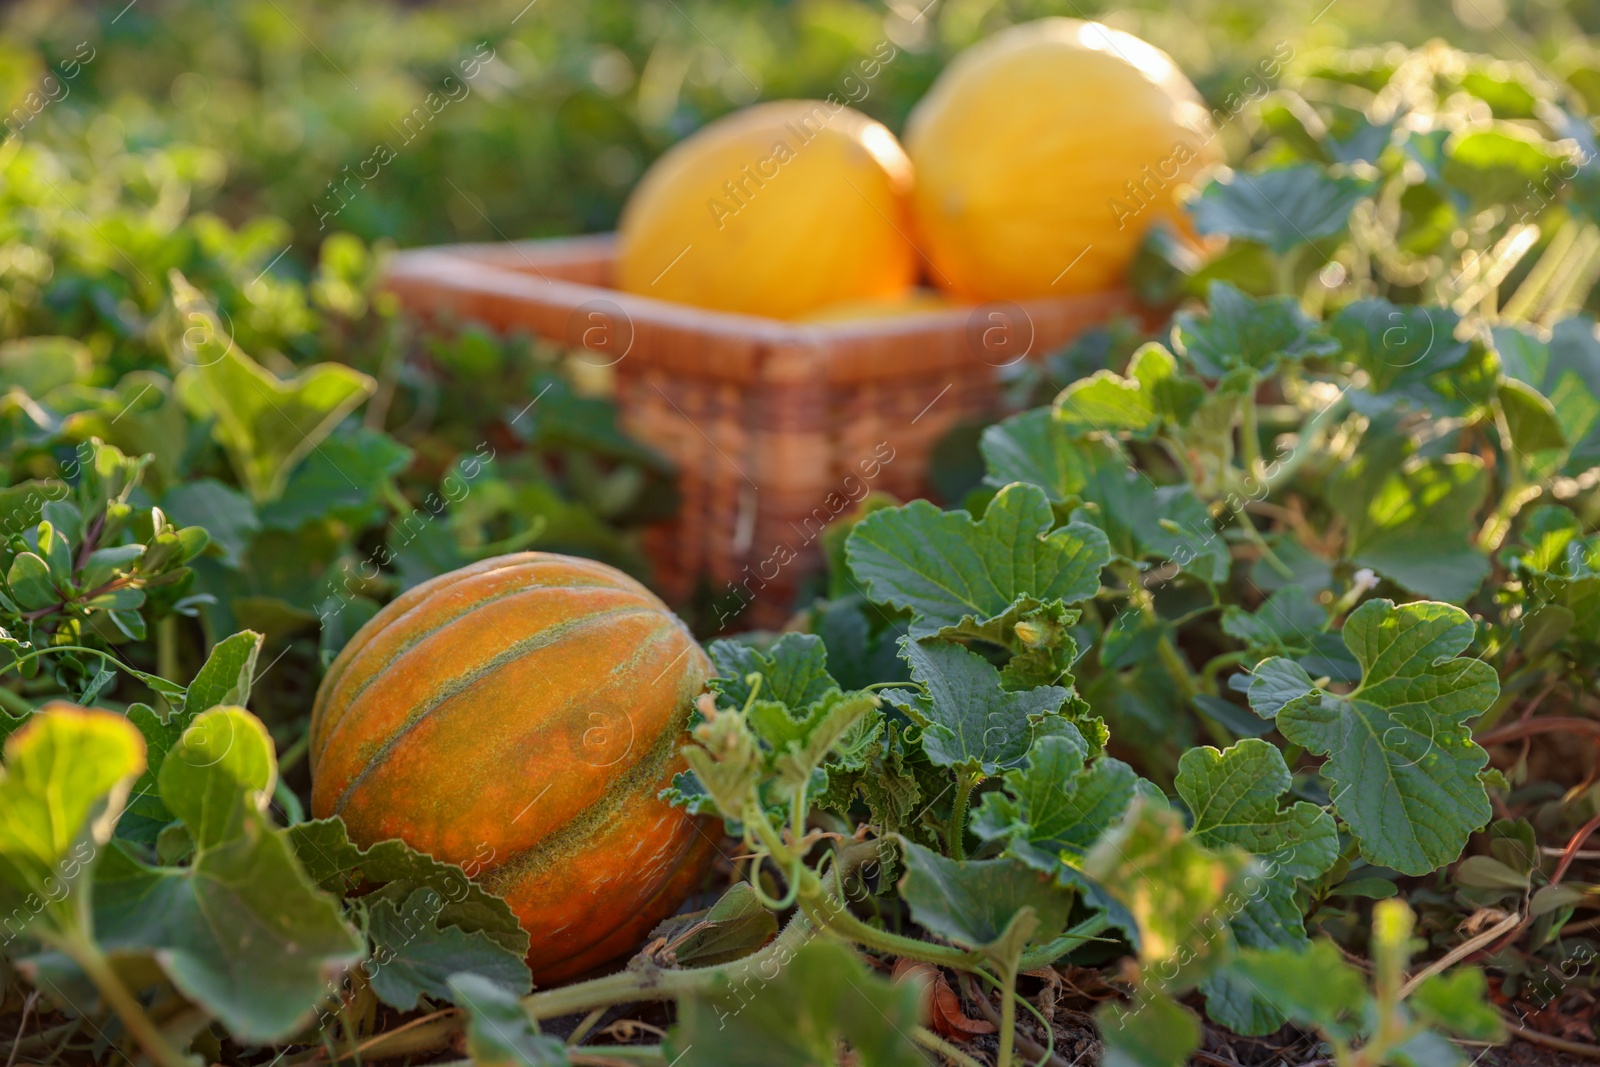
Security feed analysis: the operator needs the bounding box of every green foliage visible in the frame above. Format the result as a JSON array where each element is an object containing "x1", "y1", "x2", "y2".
[
  {"x1": 7, "y1": 14, "x2": 1598, "y2": 1067},
  {"x1": 667, "y1": 940, "x2": 925, "y2": 1067},
  {"x1": 1229, "y1": 901, "x2": 1504, "y2": 1066},
  {"x1": 1255, "y1": 600, "x2": 1498, "y2": 874},
  {"x1": 450, "y1": 974, "x2": 568, "y2": 1067},
  {"x1": 896, "y1": 839, "x2": 1072, "y2": 955},
  {"x1": 89, "y1": 708, "x2": 364, "y2": 1042},
  {"x1": 0, "y1": 708, "x2": 144, "y2": 937},
  {"x1": 845, "y1": 482, "x2": 1109, "y2": 642}
]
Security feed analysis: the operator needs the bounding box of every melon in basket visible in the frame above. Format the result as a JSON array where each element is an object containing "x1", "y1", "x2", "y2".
[
  {"x1": 615, "y1": 99, "x2": 918, "y2": 320},
  {"x1": 905, "y1": 18, "x2": 1221, "y2": 301}
]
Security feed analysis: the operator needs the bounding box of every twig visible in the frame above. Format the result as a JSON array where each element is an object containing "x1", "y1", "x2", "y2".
[
  {"x1": 1503, "y1": 1015, "x2": 1600, "y2": 1059},
  {"x1": 963, "y1": 974, "x2": 1072, "y2": 1067},
  {"x1": 1551, "y1": 811, "x2": 1600, "y2": 886},
  {"x1": 1477, "y1": 716, "x2": 1600, "y2": 747},
  {"x1": 911, "y1": 1027, "x2": 987, "y2": 1067},
  {"x1": 5, "y1": 991, "x2": 39, "y2": 1067},
  {"x1": 1398, "y1": 911, "x2": 1521, "y2": 1000},
  {"x1": 320, "y1": 1011, "x2": 461, "y2": 1062}
]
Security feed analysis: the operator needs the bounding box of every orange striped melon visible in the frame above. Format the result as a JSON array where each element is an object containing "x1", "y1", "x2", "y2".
[{"x1": 308, "y1": 552, "x2": 716, "y2": 983}]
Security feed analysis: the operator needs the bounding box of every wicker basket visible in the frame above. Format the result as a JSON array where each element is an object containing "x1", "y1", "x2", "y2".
[{"x1": 383, "y1": 235, "x2": 1136, "y2": 628}]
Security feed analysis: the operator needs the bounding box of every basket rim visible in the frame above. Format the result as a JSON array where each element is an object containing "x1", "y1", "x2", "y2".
[{"x1": 384, "y1": 234, "x2": 1138, "y2": 345}]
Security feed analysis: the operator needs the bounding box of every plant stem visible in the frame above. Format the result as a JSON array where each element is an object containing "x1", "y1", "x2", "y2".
[
  {"x1": 1240, "y1": 391, "x2": 1264, "y2": 483},
  {"x1": 62, "y1": 936, "x2": 192, "y2": 1067},
  {"x1": 156, "y1": 615, "x2": 180, "y2": 683},
  {"x1": 947, "y1": 772, "x2": 978, "y2": 862},
  {"x1": 1274, "y1": 248, "x2": 1301, "y2": 299},
  {"x1": 1017, "y1": 912, "x2": 1113, "y2": 970},
  {"x1": 523, "y1": 959, "x2": 727, "y2": 1021},
  {"x1": 565, "y1": 1006, "x2": 608, "y2": 1047},
  {"x1": 1199, "y1": 650, "x2": 1253, "y2": 692},
  {"x1": 0, "y1": 645, "x2": 135, "y2": 683},
  {"x1": 997, "y1": 955, "x2": 1021, "y2": 1067},
  {"x1": 570, "y1": 1046, "x2": 666, "y2": 1065},
  {"x1": 0, "y1": 685, "x2": 31, "y2": 717},
  {"x1": 524, "y1": 910, "x2": 815, "y2": 1021},
  {"x1": 800, "y1": 891, "x2": 981, "y2": 971},
  {"x1": 1233, "y1": 505, "x2": 1296, "y2": 580}
]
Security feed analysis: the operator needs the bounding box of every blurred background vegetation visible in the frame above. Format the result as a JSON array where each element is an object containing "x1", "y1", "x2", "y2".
[
  {"x1": 3, "y1": 0, "x2": 1600, "y2": 736},
  {"x1": 5, "y1": 0, "x2": 1600, "y2": 256}
]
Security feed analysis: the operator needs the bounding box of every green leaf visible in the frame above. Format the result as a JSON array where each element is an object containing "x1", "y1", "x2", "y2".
[
  {"x1": 1220, "y1": 586, "x2": 1325, "y2": 656},
  {"x1": 1099, "y1": 990, "x2": 1203, "y2": 1067},
  {"x1": 1068, "y1": 440, "x2": 1227, "y2": 582},
  {"x1": 1228, "y1": 939, "x2": 1369, "y2": 1041},
  {"x1": 162, "y1": 480, "x2": 260, "y2": 569},
  {"x1": 170, "y1": 272, "x2": 375, "y2": 503},
  {"x1": 1495, "y1": 320, "x2": 1600, "y2": 473},
  {"x1": 667, "y1": 939, "x2": 925, "y2": 1067},
  {"x1": 812, "y1": 721, "x2": 923, "y2": 869},
  {"x1": 1500, "y1": 377, "x2": 1568, "y2": 454},
  {"x1": 1330, "y1": 450, "x2": 1490, "y2": 602},
  {"x1": 1246, "y1": 657, "x2": 1316, "y2": 718},
  {"x1": 1190, "y1": 165, "x2": 1376, "y2": 253},
  {"x1": 1053, "y1": 343, "x2": 1203, "y2": 438},
  {"x1": 846, "y1": 482, "x2": 1109, "y2": 640},
  {"x1": 1083, "y1": 799, "x2": 1252, "y2": 983},
  {"x1": 0, "y1": 707, "x2": 145, "y2": 935},
  {"x1": 647, "y1": 882, "x2": 778, "y2": 968},
  {"x1": 1330, "y1": 300, "x2": 1469, "y2": 393},
  {"x1": 449, "y1": 973, "x2": 569, "y2": 1067},
  {"x1": 709, "y1": 633, "x2": 837, "y2": 713},
  {"x1": 1508, "y1": 507, "x2": 1600, "y2": 645},
  {"x1": 93, "y1": 707, "x2": 364, "y2": 1042},
  {"x1": 1173, "y1": 281, "x2": 1337, "y2": 378},
  {"x1": 1410, "y1": 967, "x2": 1506, "y2": 1041},
  {"x1": 181, "y1": 630, "x2": 263, "y2": 721},
  {"x1": 118, "y1": 704, "x2": 183, "y2": 844},
  {"x1": 972, "y1": 730, "x2": 1143, "y2": 873},
  {"x1": 1270, "y1": 599, "x2": 1497, "y2": 875},
  {"x1": 1444, "y1": 125, "x2": 1574, "y2": 209},
  {"x1": 158, "y1": 706, "x2": 276, "y2": 849},
  {"x1": 883, "y1": 637, "x2": 1071, "y2": 774},
  {"x1": 286, "y1": 817, "x2": 528, "y2": 957},
  {"x1": 0, "y1": 337, "x2": 91, "y2": 396},
  {"x1": 7, "y1": 552, "x2": 58, "y2": 612},
  {"x1": 768, "y1": 691, "x2": 881, "y2": 791},
  {"x1": 365, "y1": 888, "x2": 531, "y2": 1010},
  {"x1": 1177, "y1": 740, "x2": 1340, "y2": 1034},
  {"x1": 260, "y1": 427, "x2": 412, "y2": 531},
  {"x1": 896, "y1": 838, "x2": 1072, "y2": 954},
  {"x1": 980, "y1": 408, "x2": 1088, "y2": 504}
]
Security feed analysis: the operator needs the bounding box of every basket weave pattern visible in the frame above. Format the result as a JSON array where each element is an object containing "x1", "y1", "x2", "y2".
[{"x1": 383, "y1": 236, "x2": 1134, "y2": 627}]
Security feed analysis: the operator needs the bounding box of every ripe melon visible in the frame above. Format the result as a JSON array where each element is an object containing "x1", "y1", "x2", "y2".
[
  {"x1": 904, "y1": 19, "x2": 1220, "y2": 301},
  {"x1": 308, "y1": 552, "x2": 715, "y2": 983},
  {"x1": 614, "y1": 100, "x2": 918, "y2": 320}
]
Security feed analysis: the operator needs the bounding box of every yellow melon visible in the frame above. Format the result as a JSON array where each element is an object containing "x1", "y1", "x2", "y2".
[
  {"x1": 615, "y1": 100, "x2": 918, "y2": 319},
  {"x1": 904, "y1": 19, "x2": 1220, "y2": 301}
]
